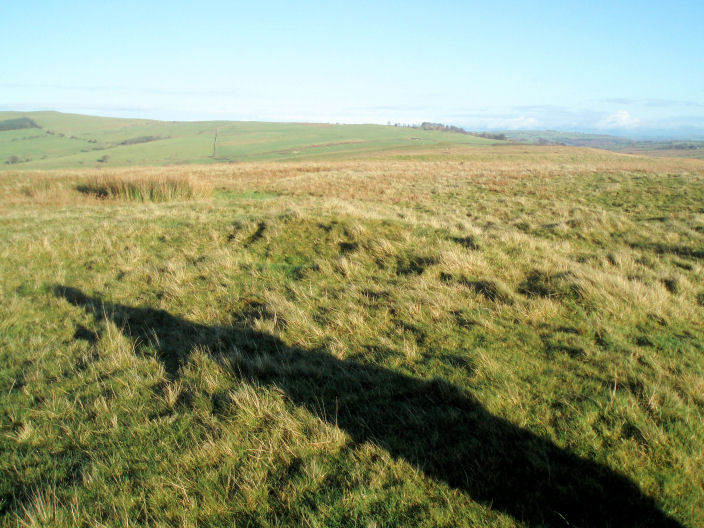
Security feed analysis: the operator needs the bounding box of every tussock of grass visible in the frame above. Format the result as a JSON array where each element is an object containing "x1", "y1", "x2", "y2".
[
  {"x1": 441, "y1": 272, "x2": 515, "y2": 304},
  {"x1": 518, "y1": 269, "x2": 585, "y2": 300},
  {"x1": 76, "y1": 173, "x2": 208, "y2": 202}
]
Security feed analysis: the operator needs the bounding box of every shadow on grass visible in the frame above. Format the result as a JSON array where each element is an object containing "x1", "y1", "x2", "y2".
[{"x1": 55, "y1": 285, "x2": 682, "y2": 528}]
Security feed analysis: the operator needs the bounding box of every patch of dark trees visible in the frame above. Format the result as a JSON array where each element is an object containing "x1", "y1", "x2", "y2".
[
  {"x1": 0, "y1": 117, "x2": 39, "y2": 131},
  {"x1": 119, "y1": 135, "x2": 164, "y2": 146}
]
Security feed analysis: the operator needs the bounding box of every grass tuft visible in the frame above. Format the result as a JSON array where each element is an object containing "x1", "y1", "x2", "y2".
[
  {"x1": 441, "y1": 272, "x2": 514, "y2": 304},
  {"x1": 518, "y1": 269, "x2": 584, "y2": 300},
  {"x1": 696, "y1": 291, "x2": 704, "y2": 306},
  {"x1": 76, "y1": 173, "x2": 208, "y2": 202}
]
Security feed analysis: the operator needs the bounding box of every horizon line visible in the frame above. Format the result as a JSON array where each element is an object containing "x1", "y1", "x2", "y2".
[{"x1": 2, "y1": 108, "x2": 703, "y2": 142}]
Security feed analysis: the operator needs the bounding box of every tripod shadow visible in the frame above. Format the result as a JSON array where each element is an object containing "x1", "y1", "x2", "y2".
[{"x1": 55, "y1": 285, "x2": 682, "y2": 527}]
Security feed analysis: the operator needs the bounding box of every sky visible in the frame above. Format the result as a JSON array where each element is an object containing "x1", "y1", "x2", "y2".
[{"x1": 2, "y1": 1, "x2": 704, "y2": 137}]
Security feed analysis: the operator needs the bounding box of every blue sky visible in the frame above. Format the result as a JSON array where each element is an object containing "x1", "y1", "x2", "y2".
[{"x1": 2, "y1": 1, "x2": 703, "y2": 136}]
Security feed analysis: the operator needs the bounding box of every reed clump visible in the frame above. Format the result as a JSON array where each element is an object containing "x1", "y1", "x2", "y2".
[{"x1": 77, "y1": 173, "x2": 208, "y2": 202}]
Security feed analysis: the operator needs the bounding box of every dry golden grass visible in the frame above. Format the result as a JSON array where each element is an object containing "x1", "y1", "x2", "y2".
[
  {"x1": 75, "y1": 173, "x2": 210, "y2": 202},
  {"x1": 2, "y1": 145, "x2": 702, "y2": 207}
]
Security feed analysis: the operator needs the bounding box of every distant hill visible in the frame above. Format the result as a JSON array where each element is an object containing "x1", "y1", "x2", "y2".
[
  {"x1": 0, "y1": 111, "x2": 499, "y2": 169},
  {"x1": 499, "y1": 130, "x2": 632, "y2": 147},
  {"x1": 500, "y1": 130, "x2": 704, "y2": 159}
]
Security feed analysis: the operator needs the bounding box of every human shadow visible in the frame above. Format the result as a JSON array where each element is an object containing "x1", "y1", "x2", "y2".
[{"x1": 55, "y1": 285, "x2": 683, "y2": 527}]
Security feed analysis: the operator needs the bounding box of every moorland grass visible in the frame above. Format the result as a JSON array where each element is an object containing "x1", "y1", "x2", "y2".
[
  {"x1": 1, "y1": 149, "x2": 703, "y2": 527},
  {"x1": 76, "y1": 173, "x2": 208, "y2": 202}
]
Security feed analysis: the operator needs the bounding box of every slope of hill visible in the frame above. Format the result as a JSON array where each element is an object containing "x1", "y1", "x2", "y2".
[{"x1": 0, "y1": 111, "x2": 498, "y2": 169}]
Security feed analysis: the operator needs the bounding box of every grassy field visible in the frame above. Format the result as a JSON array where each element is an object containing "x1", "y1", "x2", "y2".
[
  {"x1": 0, "y1": 112, "x2": 496, "y2": 169},
  {"x1": 1, "y1": 144, "x2": 704, "y2": 527}
]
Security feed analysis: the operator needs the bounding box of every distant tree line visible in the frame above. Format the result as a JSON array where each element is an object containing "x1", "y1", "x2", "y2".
[
  {"x1": 416, "y1": 122, "x2": 469, "y2": 134},
  {"x1": 663, "y1": 142, "x2": 703, "y2": 150},
  {"x1": 470, "y1": 131, "x2": 507, "y2": 141},
  {"x1": 391, "y1": 121, "x2": 507, "y2": 140},
  {"x1": 119, "y1": 135, "x2": 163, "y2": 146}
]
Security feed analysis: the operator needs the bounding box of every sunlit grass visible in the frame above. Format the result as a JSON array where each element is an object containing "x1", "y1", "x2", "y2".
[
  {"x1": 76, "y1": 173, "x2": 209, "y2": 202},
  {"x1": 1, "y1": 148, "x2": 703, "y2": 527}
]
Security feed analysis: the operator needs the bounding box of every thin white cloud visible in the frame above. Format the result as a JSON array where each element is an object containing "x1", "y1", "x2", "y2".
[
  {"x1": 597, "y1": 110, "x2": 640, "y2": 129},
  {"x1": 599, "y1": 97, "x2": 704, "y2": 108}
]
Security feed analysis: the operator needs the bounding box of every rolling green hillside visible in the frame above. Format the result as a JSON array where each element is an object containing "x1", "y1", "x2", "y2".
[{"x1": 0, "y1": 111, "x2": 497, "y2": 169}]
